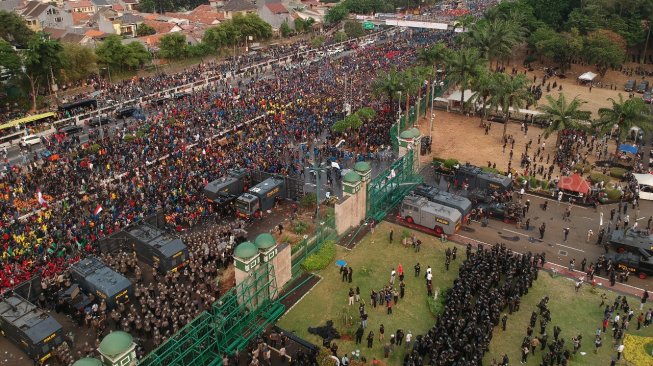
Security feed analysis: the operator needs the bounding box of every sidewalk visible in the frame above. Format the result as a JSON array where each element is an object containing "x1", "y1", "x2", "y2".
[{"x1": 451, "y1": 233, "x2": 647, "y2": 299}]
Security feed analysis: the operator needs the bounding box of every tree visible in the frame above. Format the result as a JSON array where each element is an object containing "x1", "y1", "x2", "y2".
[
  {"x1": 136, "y1": 23, "x2": 156, "y2": 37},
  {"x1": 534, "y1": 28, "x2": 583, "y2": 73},
  {"x1": 158, "y1": 33, "x2": 188, "y2": 59},
  {"x1": 232, "y1": 14, "x2": 272, "y2": 40},
  {"x1": 446, "y1": 48, "x2": 486, "y2": 112},
  {"x1": 0, "y1": 10, "x2": 35, "y2": 48},
  {"x1": 524, "y1": 0, "x2": 577, "y2": 30},
  {"x1": 325, "y1": 3, "x2": 349, "y2": 24},
  {"x1": 332, "y1": 113, "x2": 362, "y2": 133},
  {"x1": 96, "y1": 36, "x2": 149, "y2": 71},
  {"x1": 334, "y1": 31, "x2": 348, "y2": 42},
  {"x1": 539, "y1": 93, "x2": 591, "y2": 139},
  {"x1": 137, "y1": 0, "x2": 174, "y2": 13},
  {"x1": 203, "y1": 21, "x2": 241, "y2": 51},
  {"x1": 294, "y1": 18, "x2": 307, "y2": 33},
  {"x1": 23, "y1": 33, "x2": 63, "y2": 111},
  {"x1": 311, "y1": 35, "x2": 325, "y2": 48},
  {"x1": 280, "y1": 21, "x2": 292, "y2": 37},
  {"x1": 593, "y1": 94, "x2": 653, "y2": 152},
  {"x1": 59, "y1": 43, "x2": 97, "y2": 84},
  {"x1": 490, "y1": 73, "x2": 532, "y2": 137},
  {"x1": 417, "y1": 42, "x2": 451, "y2": 73},
  {"x1": 467, "y1": 19, "x2": 524, "y2": 68},
  {"x1": 582, "y1": 30, "x2": 626, "y2": 77},
  {"x1": 123, "y1": 42, "x2": 150, "y2": 69},
  {"x1": 355, "y1": 106, "x2": 376, "y2": 122},
  {"x1": 344, "y1": 21, "x2": 364, "y2": 39},
  {"x1": 0, "y1": 39, "x2": 21, "y2": 75},
  {"x1": 455, "y1": 14, "x2": 476, "y2": 32},
  {"x1": 372, "y1": 67, "x2": 405, "y2": 116},
  {"x1": 469, "y1": 70, "x2": 499, "y2": 125}
]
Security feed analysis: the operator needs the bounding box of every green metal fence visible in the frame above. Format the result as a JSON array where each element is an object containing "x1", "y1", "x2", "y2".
[{"x1": 290, "y1": 215, "x2": 337, "y2": 277}]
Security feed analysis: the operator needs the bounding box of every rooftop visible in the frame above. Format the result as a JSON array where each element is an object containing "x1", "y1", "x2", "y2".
[{"x1": 265, "y1": 2, "x2": 288, "y2": 14}]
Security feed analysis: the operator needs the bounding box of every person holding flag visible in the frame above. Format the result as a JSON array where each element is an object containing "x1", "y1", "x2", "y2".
[{"x1": 36, "y1": 189, "x2": 47, "y2": 207}]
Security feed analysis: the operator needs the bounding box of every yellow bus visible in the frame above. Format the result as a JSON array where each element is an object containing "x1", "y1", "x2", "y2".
[{"x1": 0, "y1": 112, "x2": 55, "y2": 147}]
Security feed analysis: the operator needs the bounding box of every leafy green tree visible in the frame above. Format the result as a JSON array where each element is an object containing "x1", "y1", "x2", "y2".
[
  {"x1": 59, "y1": 43, "x2": 97, "y2": 84},
  {"x1": 334, "y1": 31, "x2": 348, "y2": 42},
  {"x1": 0, "y1": 39, "x2": 21, "y2": 74},
  {"x1": 280, "y1": 21, "x2": 292, "y2": 37},
  {"x1": 539, "y1": 93, "x2": 591, "y2": 139},
  {"x1": 311, "y1": 35, "x2": 325, "y2": 48},
  {"x1": 23, "y1": 33, "x2": 63, "y2": 111},
  {"x1": 467, "y1": 19, "x2": 524, "y2": 68},
  {"x1": 96, "y1": 36, "x2": 149, "y2": 71},
  {"x1": 534, "y1": 28, "x2": 583, "y2": 73},
  {"x1": 446, "y1": 48, "x2": 486, "y2": 112},
  {"x1": 123, "y1": 42, "x2": 150, "y2": 69},
  {"x1": 232, "y1": 14, "x2": 272, "y2": 40},
  {"x1": 137, "y1": 0, "x2": 174, "y2": 13},
  {"x1": 593, "y1": 94, "x2": 653, "y2": 152},
  {"x1": 344, "y1": 21, "x2": 364, "y2": 39},
  {"x1": 417, "y1": 42, "x2": 451, "y2": 73},
  {"x1": 372, "y1": 67, "x2": 405, "y2": 116},
  {"x1": 331, "y1": 113, "x2": 362, "y2": 133},
  {"x1": 187, "y1": 42, "x2": 211, "y2": 57},
  {"x1": 355, "y1": 107, "x2": 376, "y2": 122},
  {"x1": 158, "y1": 33, "x2": 188, "y2": 59},
  {"x1": 582, "y1": 30, "x2": 626, "y2": 77},
  {"x1": 490, "y1": 73, "x2": 532, "y2": 137},
  {"x1": 325, "y1": 3, "x2": 349, "y2": 24},
  {"x1": 203, "y1": 21, "x2": 241, "y2": 51},
  {"x1": 455, "y1": 14, "x2": 476, "y2": 32},
  {"x1": 524, "y1": 0, "x2": 578, "y2": 30},
  {"x1": 0, "y1": 10, "x2": 35, "y2": 48},
  {"x1": 136, "y1": 23, "x2": 156, "y2": 37},
  {"x1": 469, "y1": 70, "x2": 499, "y2": 125}
]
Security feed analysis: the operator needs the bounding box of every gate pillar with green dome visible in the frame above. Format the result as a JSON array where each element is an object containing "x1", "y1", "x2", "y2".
[
  {"x1": 254, "y1": 233, "x2": 291, "y2": 297},
  {"x1": 97, "y1": 331, "x2": 136, "y2": 366},
  {"x1": 398, "y1": 128, "x2": 422, "y2": 168},
  {"x1": 334, "y1": 162, "x2": 370, "y2": 235},
  {"x1": 72, "y1": 358, "x2": 102, "y2": 366}
]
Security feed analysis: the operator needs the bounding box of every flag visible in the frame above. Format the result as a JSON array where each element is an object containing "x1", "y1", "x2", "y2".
[
  {"x1": 94, "y1": 204, "x2": 103, "y2": 216},
  {"x1": 37, "y1": 189, "x2": 47, "y2": 206}
]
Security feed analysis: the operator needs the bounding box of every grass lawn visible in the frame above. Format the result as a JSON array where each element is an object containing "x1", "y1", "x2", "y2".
[
  {"x1": 484, "y1": 273, "x2": 653, "y2": 366},
  {"x1": 277, "y1": 221, "x2": 460, "y2": 364}
]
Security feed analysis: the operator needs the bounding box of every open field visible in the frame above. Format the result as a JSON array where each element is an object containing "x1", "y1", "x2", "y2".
[{"x1": 278, "y1": 221, "x2": 461, "y2": 364}]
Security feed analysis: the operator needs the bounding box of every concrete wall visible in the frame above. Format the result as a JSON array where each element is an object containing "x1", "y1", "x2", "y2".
[
  {"x1": 334, "y1": 183, "x2": 367, "y2": 235},
  {"x1": 271, "y1": 243, "x2": 291, "y2": 295}
]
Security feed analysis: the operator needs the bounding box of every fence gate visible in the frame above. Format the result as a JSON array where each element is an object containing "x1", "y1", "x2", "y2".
[{"x1": 366, "y1": 150, "x2": 422, "y2": 222}]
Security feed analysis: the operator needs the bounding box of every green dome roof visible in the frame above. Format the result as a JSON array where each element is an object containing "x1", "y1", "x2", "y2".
[
  {"x1": 73, "y1": 358, "x2": 103, "y2": 366},
  {"x1": 234, "y1": 241, "x2": 258, "y2": 259},
  {"x1": 354, "y1": 161, "x2": 371, "y2": 172},
  {"x1": 343, "y1": 171, "x2": 361, "y2": 183},
  {"x1": 254, "y1": 233, "x2": 276, "y2": 249},
  {"x1": 99, "y1": 331, "x2": 133, "y2": 358},
  {"x1": 408, "y1": 128, "x2": 421, "y2": 138},
  {"x1": 399, "y1": 130, "x2": 414, "y2": 139}
]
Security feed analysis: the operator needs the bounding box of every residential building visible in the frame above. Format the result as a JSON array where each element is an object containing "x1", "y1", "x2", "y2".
[
  {"x1": 221, "y1": 0, "x2": 257, "y2": 19},
  {"x1": 20, "y1": 1, "x2": 73, "y2": 31},
  {"x1": 258, "y1": 2, "x2": 292, "y2": 31},
  {"x1": 65, "y1": 0, "x2": 96, "y2": 14}
]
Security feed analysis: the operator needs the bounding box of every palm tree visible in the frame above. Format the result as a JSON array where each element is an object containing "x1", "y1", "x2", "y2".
[
  {"x1": 404, "y1": 66, "x2": 435, "y2": 122},
  {"x1": 417, "y1": 42, "x2": 450, "y2": 74},
  {"x1": 491, "y1": 73, "x2": 533, "y2": 137},
  {"x1": 469, "y1": 70, "x2": 499, "y2": 125},
  {"x1": 456, "y1": 14, "x2": 476, "y2": 32},
  {"x1": 593, "y1": 94, "x2": 653, "y2": 153},
  {"x1": 372, "y1": 67, "x2": 405, "y2": 117},
  {"x1": 446, "y1": 48, "x2": 486, "y2": 112},
  {"x1": 467, "y1": 19, "x2": 522, "y2": 69},
  {"x1": 538, "y1": 93, "x2": 591, "y2": 142}
]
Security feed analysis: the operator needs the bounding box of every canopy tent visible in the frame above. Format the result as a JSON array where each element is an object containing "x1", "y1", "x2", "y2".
[
  {"x1": 578, "y1": 72, "x2": 597, "y2": 81},
  {"x1": 494, "y1": 106, "x2": 544, "y2": 116},
  {"x1": 0, "y1": 112, "x2": 56, "y2": 131},
  {"x1": 619, "y1": 144, "x2": 639, "y2": 154},
  {"x1": 447, "y1": 90, "x2": 474, "y2": 103},
  {"x1": 557, "y1": 173, "x2": 591, "y2": 195},
  {"x1": 633, "y1": 173, "x2": 653, "y2": 186}
]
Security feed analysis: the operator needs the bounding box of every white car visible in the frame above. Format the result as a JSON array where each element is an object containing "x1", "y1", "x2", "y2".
[{"x1": 19, "y1": 135, "x2": 41, "y2": 147}]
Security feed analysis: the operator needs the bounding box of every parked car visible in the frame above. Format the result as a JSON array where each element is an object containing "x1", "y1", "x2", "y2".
[
  {"x1": 19, "y1": 135, "x2": 41, "y2": 147},
  {"x1": 643, "y1": 92, "x2": 652, "y2": 104},
  {"x1": 88, "y1": 115, "x2": 112, "y2": 127},
  {"x1": 57, "y1": 125, "x2": 83, "y2": 136},
  {"x1": 624, "y1": 79, "x2": 636, "y2": 92},
  {"x1": 115, "y1": 106, "x2": 137, "y2": 119},
  {"x1": 637, "y1": 80, "x2": 649, "y2": 93}
]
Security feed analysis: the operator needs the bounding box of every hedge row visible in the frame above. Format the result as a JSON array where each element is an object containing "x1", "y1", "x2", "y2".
[{"x1": 301, "y1": 240, "x2": 336, "y2": 272}]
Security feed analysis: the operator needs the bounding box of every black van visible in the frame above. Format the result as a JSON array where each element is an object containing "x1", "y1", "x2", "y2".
[
  {"x1": 57, "y1": 125, "x2": 83, "y2": 136},
  {"x1": 115, "y1": 106, "x2": 137, "y2": 119}
]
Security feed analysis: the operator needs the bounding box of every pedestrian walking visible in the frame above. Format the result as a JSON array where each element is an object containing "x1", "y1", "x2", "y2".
[{"x1": 563, "y1": 227, "x2": 570, "y2": 242}]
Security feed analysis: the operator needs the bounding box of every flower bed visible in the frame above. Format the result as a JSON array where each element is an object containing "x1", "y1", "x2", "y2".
[{"x1": 623, "y1": 333, "x2": 653, "y2": 366}]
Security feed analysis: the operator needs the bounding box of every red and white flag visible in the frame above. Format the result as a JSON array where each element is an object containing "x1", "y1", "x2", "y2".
[
  {"x1": 93, "y1": 204, "x2": 103, "y2": 216},
  {"x1": 37, "y1": 189, "x2": 47, "y2": 206}
]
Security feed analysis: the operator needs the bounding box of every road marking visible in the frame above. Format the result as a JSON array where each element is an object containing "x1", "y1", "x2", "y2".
[
  {"x1": 637, "y1": 217, "x2": 648, "y2": 221},
  {"x1": 502, "y1": 228, "x2": 530, "y2": 237},
  {"x1": 579, "y1": 216, "x2": 594, "y2": 220},
  {"x1": 555, "y1": 243, "x2": 585, "y2": 253}
]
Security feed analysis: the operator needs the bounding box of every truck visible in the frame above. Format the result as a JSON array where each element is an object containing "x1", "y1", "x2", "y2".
[
  {"x1": 400, "y1": 194, "x2": 462, "y2": 236},
  {"x1": 203, "y1": 168, "x2": 250, "y2": 211},
  {"x1": 609, "y1": 229, "x2": 653, "y2": 255},
  {"x1": 606, "y1": 251, "x2": 653, "y2": 277},
  {"x1": 125, "y1": 222, "x2": 189, "y2": 273},
  {"x1": 235, "y1": 177, "x2": 286, "y2": 219},
  {"x1": 70, "y1": 256, "x2": 133, "y2": 309},
  {"x1": 413, "y1": 183, "x2": 472, "y2": 218},
  {"x1": 0, "y1": 296, "x2": 64, "y2": 363},
  {"x1": 454, "y1": 164, "x2": 513, "y2": 194}
]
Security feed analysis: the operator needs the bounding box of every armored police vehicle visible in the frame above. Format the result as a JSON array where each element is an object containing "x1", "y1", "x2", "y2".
[
  {"x1": 400, "y1": 194, "x2": 462, "y2": 235},
  {"x1": 609, "y1": 229, "x2": 653, "y2": 255},
  {"x1": 236, "y1": 177, "x2": 286, "y2": 219},
  {"x1": 125, "y1": 222, "x2": 189, "y2": 273},
  {"x1": 413, "y1": 183, "x2": 472, "y2": 218},
  {"x1": 606, "y1": 251, "x2": 653, "y2": 277},
  {"x1": 204, "y1": 168, "x2": 249, "y2": 207},
  {"x1": 454, "y1": 164, "x2": 512, "y2": 194},
  {"x1": 0, "y1": 295, "x2": 64, "y2": 363},
  {"x1": 70, "y1": 256, "x2": 133, "y2": 309}
]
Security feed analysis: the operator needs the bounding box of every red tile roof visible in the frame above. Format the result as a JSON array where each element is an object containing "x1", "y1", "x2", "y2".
[
  {"x1": 72, "y1": 11, "x2": 92, "y2": 24},
  {"x1": 265, "y1": 2, "x2": 288, "y2": 14},
  {"x1": 142, "y1": 19, "x2": 178, "y2": 34},
  {"x1": 85, "y1": 29, "x2": 106, "y2": 38}
]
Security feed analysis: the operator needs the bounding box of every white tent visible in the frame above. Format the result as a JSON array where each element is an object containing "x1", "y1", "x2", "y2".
[
  {"x1": 633, "y1": 173, "x2": 653, "y2": 200},
  {"x1": 447, "y1": 89, "x2": 474, "y2": 103},
  {"x1": 578, "y1": 72, "x2": 597, "y2": 81}
]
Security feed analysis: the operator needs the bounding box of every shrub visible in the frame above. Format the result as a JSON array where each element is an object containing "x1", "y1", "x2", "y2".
[
  {"x1": 301, "y1": 240, "x2": 336, "y2": 271},
  {"x1": 573, "y1": 163, "x2": 592, "y2": 174},
  {"x1": 432, "y1": 157, "x2": 445, "y2": 163},
  {"x1": 589, "y1": 173, "x2": 611, "y2": 185},
  {"x1": 124, "y1": 135, "x2": 136, "y2": 142},
  {"x1": 609, "y1": 167, "x2": 627, "y2": 179},
  {"x1": 426, "y1": 287, "x2": 449, "y2": 316},
  {"x1": 604, "y1": 188, "x2": 623, "y2": 200},
  {"x1": 443, "y1": 158, "x2": 459, "y2": 169},
  {"x1": 481, "y1": 166, "x2": 499, "y2": 174},
  {"x1": 316, "y1": 347, "x2": 338, "y2": 366},
  {"x1": 293, "y1": 221, "x2": 310, "y2": 235},
  {"x1": 300, "y1": 193, "x2": 317, "y2": 208},
  {"x1": 86, "y1": 143, "x2": 101, "y2": 155}
]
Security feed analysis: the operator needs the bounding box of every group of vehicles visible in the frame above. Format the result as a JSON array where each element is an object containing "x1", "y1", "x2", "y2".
[
  {"x1": 625, "y1": 79, "x2": 653, "y2": 103},
  {"x1": 399, "y1": 164, "x2": 514, "y2": 236}
]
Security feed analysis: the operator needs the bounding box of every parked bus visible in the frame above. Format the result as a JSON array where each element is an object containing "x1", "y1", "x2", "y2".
[
  {"x1": 58, "y1": 98, "x2": 97, "y2": 114},
  {"x1": 0, "y1": 112, "x2": 55, "y2": 147},
  {"x1": 400, "y1": 194, "x2": 462, "y2": 236}
]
